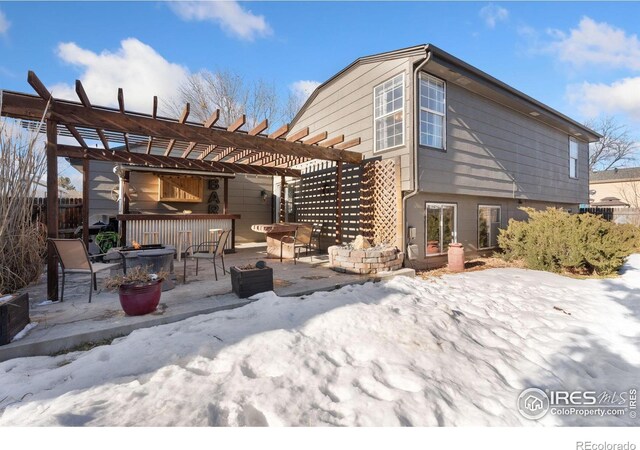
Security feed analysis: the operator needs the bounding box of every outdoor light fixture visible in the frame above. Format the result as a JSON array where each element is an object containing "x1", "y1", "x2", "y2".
[{"x1": 260, "y1": 190, "x2": 268, "y2": 202}]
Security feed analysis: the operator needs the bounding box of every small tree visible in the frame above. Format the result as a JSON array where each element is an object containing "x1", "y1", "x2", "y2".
[
  {"x1": 58, "y1": 176, "x2": 76, "y2": 191},
  {"x1": 585, "y1": 116, "x2": 638, "y2": 172}
]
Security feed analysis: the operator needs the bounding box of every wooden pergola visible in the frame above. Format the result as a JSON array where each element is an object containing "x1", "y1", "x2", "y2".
[{"x1": 0, "y1": 71, "x2": 363, "y2": 300}]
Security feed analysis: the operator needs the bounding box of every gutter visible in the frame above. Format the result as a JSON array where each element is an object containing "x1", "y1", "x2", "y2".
[{"x1": 402, "y1": 46, "x2": 431, "y2": 256}]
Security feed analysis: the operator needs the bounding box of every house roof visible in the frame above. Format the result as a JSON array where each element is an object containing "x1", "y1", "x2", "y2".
[
  {"x1": 290, "y1": 44, "x2": 601, "y2": 143},
  {"x1": 590, "y1": 167, "x2": 640, "y2": 183},
  {"x1": 590, "y1": 197, "x2": 630, "y2": 207}
]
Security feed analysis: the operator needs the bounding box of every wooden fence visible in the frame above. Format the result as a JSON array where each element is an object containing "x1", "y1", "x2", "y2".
[
  {"x1": 32, "y1": 197, "x2": 83, "y2": 236},
  {"x1": 288, "y1": 161, "x2": 362, "y2": 249},
  {"x1": 579, "y1": 207, "x2": 614, "y2": 221},
  {"x1": 288, "y1": 157, "x2": 401, "y2": 249}
]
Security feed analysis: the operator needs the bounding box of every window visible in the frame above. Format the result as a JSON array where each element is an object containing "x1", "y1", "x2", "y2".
[
  {"x1": 426, "y1": 203, "x2": 457, "y2": 255},
  {"x1": 478, "y1": 205, "x2": 501, "y2": 249},
  {"x1": 569, "y1": 138, "x2": 579, "y2": 179},
  {"x1": 374, "y1": 73, "x2": 404, "y2": 152},
  {"x1": 419, "y1": 73, "x2": 446, "y2": 149}
]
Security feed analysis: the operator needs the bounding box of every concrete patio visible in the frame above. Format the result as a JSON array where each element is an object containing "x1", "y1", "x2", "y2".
[{"x1": 0, "y1": 244, "x2": 414, "y2": 362}]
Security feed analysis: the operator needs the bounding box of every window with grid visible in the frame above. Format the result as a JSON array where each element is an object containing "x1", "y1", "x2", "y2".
[
  {"x1": 374, "y1": 73, "x2": 404, "y2": 152},
  {"x1": 569, "y1": 138, "x2": 578, "y2": 179},
  {"x1": 419, "y1": 73, "x2": 446, "y2": 149}
]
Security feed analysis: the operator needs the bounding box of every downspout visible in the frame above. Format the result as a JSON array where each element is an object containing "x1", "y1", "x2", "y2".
[{"x1": 402, "y1": 47, "x2": 431, "y2": 256}]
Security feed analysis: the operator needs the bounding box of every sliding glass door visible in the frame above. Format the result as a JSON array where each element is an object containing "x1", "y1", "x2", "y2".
[{"x1": 426, "y1": 203, "x2": 457, "y2": 255}]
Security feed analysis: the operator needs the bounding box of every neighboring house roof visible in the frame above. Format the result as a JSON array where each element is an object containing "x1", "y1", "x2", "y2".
[
  {"x1": 290, "y1": 44, "x2": 601, "y2": 142},
  {"x1": 590, "y1": 167, "x2": 640, "y2": 183},
  {"x1": 590, "y1": 197, "x2": 630, "y2": 207}
]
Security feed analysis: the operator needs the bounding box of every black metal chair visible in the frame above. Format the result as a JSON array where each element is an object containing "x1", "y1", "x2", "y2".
[
  {"x1": 281, "y1": 223, "x2": 320, "y2": 264},
  {"x1": 183, "y1": 229, "x2": 231, "y2": 282},
  {"x1": 49, "y1": 238, "x2": 119, "y2": 303}
]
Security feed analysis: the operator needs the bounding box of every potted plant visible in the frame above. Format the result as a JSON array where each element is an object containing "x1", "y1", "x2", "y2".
[
  {"x1": 105, "y1": 266, "x2": 167, "y2": 316},
  {"x1": 230, "y1": 261, "x2": 273, "y2": 298}
]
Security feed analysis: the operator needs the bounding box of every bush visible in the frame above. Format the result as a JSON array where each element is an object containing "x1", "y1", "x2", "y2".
[
  {"x1": 0, "y1": 120, "x2": 47, "y2": 294},
  {"x1": 498, "y1": 207, "x2": 640, "y2": 276}
]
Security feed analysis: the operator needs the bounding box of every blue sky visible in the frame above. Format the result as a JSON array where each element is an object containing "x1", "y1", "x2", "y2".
[
  {"x1": 1, "y1": 1, "x2": 640, "y2": 173},
  {"x1": 2, "y1": 1, "x2": 640, "y2": 124}
]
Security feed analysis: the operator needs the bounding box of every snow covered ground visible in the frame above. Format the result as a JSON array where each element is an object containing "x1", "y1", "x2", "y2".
[{"x1": 1, "y1": 256, "x2": 639, "y2": 426}]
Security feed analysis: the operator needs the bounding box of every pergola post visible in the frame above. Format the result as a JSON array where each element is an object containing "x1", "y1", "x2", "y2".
[
  {"x1": 279, "y1": 175, "x2": 286, "y2": 223},
  {"x1": 120, "y1": 170, "x2": 130, "y2": 245},
  {"x1": 335, "y1": 161, "x2": 343, "y2": 245},
  {"x1": 223, "y1": 177, "x2": 229, "y2": 214},
  {"x1": 46, "y1": 120, "x2": 59, "y2": 301},
  {"x1": 82, "y1": 159, "x2": 90, "y2": 247}
]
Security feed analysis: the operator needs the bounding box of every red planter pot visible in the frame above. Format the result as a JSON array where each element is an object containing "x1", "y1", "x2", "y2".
[{"x1": 118, "y1": 280, "x2": 162, "y2": 316}]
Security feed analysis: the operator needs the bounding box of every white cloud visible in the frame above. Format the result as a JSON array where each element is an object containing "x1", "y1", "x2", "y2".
[
  {"x1": 567, "y1": 77, "x2": 640, "y2": 121},
  {"x1": 547, "y1": 17, "x2": 640, "y2": 71},
  {"x1": 0, "y1": 9, "x2": 10, "y2": 35},
  {"x1": 479, "y1": 4, "x2": 509, "y2": 29},
  {"x1": 169, "y1": 1, "x2": 271, "y2": 41},
  {"x1": 290, "y1": 80, "x2": 320, "y2": 100},
  {"x1": 50, "y1": 38, "x2": 189, "y2": 113}
]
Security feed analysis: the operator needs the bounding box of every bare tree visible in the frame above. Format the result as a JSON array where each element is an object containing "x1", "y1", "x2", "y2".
[
  {"x1": 164, "y1": 69, "x2": 287, "y2": 130},
  {"x1": 283, "y1": 89, "x2": 306, "y2": 124},
  {"x1": 585, "y1": 116, "x2": 638, "y2": 172},
  {"x1": 618, "y1": 182, "x2": 640, "y2": 208}
]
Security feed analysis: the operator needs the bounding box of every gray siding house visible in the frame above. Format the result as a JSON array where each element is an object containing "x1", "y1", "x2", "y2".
[{"x1": 289, "y1": 44, "x2": 600, "y2": 267}]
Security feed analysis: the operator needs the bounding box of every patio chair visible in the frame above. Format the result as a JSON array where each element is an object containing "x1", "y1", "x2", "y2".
[
  {"x1": 281, "y1": 223, "x2": 318, "y2": 264},
  {"x1": 49, "y1": 238, "x2": 120, "y2": 303},
  {"x1": 183, "y1": 229, "x2": 231, "y2": 283}
]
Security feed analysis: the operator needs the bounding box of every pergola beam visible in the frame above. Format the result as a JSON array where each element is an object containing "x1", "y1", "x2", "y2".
[
  {"x1": 182, "y1": 109, "x2": 221, "y2": 159},
  {"x1": 57, "y1": 145, "x2": 302, "y2": 177},
  {"x1": 5, "y1": 79, "x2": 363, "y2": 165},
  {"x1": 248, "y1": 119, "x2": 268, "y2": 136},
  {"x1": 227, "y1": 114, "x2": 246, "y2": 132},
  {"x1": 303, "y1": 131, "x2": 328, "y2": 146},
  {"x1": 146, "y1": 96, "x2": 158, "y2": 154},
  {"x1": 164, "y1": 103, "x2": 190, "y2": 156},
  {"x1": 268, "y1": 124, "x2": 288, "y2": 139},
  {"x1": 27, "y1": 72, "x2": 90, "y2": 150},
  {"x1": 75, "y1": 80, "x2": 110, "y2": 150},
  {"x1": 286, "y1": 127, "x2": 309, "y2": 142}
]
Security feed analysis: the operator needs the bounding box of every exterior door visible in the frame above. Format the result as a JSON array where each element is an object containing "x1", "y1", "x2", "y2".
[{"x1": 425, "y1": 203, "x2": 457, "y2": 255}]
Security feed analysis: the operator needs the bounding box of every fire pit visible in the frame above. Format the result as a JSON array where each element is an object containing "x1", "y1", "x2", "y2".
[
  {"x1": 105, "y1": 245, "x2": 177, "y2": 291},
  {"x1": 328, "y1": 236, "x2": 404, "y2": 275}
]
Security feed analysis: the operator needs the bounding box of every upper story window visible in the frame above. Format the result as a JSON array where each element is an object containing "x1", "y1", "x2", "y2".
[
  {"x1": 374, "y1": 73, "x2": 404, "y2": 152},
  {"x1": 569, "y1": 138, "x2": 579, "y2": 179},
  {"x1": 419, "y1": 73, "x2": 446, "y2": 150}
]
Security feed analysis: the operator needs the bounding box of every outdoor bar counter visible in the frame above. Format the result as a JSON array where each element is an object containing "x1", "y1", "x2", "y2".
[{"x1": 117, "y1": 214, "x2": 240, "y2": 251}]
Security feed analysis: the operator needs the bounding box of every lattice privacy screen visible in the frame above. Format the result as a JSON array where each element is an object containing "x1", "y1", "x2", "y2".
[{"x1": 360, "y1": 159, "x2": 401, "y2": 247}]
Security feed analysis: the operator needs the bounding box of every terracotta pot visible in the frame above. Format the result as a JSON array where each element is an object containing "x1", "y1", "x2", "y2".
[
  {"x1": 426, "y1": 240, "x2": 440, "y2": 255},
  {"x1": 118, "y1": 280, "x2": 162, "y2": 316},
  {"x1": 447, "y1": 243, "x2": 465, "y2": 272}
]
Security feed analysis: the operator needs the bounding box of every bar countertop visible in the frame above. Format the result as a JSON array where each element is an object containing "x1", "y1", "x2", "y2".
[{"x1": 117, "y1": 214, "x2": 241, "y2": 220}]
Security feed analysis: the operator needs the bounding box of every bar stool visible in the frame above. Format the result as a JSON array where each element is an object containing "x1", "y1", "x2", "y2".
[
  {"x1": 176, "y1": 229, "x2": 193, "y2": 262},
  {"x1": 142, "y1": 231, "x2": 160, "y2": 245}
]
